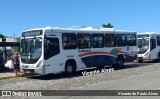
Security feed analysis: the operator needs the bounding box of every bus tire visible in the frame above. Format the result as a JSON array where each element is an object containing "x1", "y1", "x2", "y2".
[
  {"x1": 65, "y1": 60, "x2": 76, "y2": 76},
  {"x1": 138, "y1": 60, "x2": 143, "y2": 63},
  {"x1": 113, "y1": 56, "x2": 124, "y2": 68}
]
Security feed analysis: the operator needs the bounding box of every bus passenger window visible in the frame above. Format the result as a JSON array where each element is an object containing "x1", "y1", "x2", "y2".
[
  {"x1": 44, "y1": 38, "x2": 60, "y2": 60},
  {"x1": 157, "y1": 36, "x2": 160, "y2": 46},
  {"x1": 92, "y1": 34, "x2": 104, "y2": 48},
  {"x1": 105, "y1": 34, "x2": 116, "y2": 47},
  {"x1": 117, "y1": 34, "x2": 126, "y2": 47},
  {"x1": 127, "y1": 34, "x2": 136, "y2": 46},
  {"x1": 62, "y1": 33, "x2": 77, "y2": 49},
  {"x1": 77, "y1": 34, "x2": 91, "y2": 49}
]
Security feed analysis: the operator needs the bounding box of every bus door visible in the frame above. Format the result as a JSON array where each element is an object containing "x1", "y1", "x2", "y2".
[
  {"x1": 44, "y1": 37, "x2": 60, "y2": 74},
  {"x1": 150, "y1": 37, "x2": 157, "y2": 59}
]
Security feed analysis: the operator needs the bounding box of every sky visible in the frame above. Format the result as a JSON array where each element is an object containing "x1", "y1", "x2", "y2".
[{"x1": 0, "y1": 0, "x2": 160, "y2": 37}]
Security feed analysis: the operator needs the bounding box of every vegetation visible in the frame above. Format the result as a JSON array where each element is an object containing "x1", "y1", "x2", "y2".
[
  {"x1": 102, "y1": 23, "x2": 114, "y2": 28},
  {"x1": 0, "y1": 33, "x2": 5, "y2": 38},
  {"x1": 0, "y1": 33, "x2": 6, "y2": 42}
]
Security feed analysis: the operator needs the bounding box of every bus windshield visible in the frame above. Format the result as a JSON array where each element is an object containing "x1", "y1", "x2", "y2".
[
  {"x1": 20, "y1": 37, "x2": 42, "y2": 64},
  {"x1": 138, "y1": 38, "x2": 149, "y2": 54}
]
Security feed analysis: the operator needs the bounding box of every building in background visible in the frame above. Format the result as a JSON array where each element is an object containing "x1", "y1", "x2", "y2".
[{"x1": 0, "y1": 37, "x2": 19, "y2": 65}]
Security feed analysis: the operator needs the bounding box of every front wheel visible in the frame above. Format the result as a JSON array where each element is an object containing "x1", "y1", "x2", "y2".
[{"x1": 65, "y1": 62, "x2": 76, "y2": 76}]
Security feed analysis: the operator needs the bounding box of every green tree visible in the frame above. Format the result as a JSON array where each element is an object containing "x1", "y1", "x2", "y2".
[
  {"x1": 0, "y1": 33, "x2": 6, "y2": 42},
  {"x1": 0, "y1": 33, "x2": 5, "y2": 38},
  {"x1": 102, "y1": 23, "x2": 114, "y2": 28}
]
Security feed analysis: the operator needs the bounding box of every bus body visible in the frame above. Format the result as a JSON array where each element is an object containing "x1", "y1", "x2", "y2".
[
  {"x1": 137, "y1": 32, "x2": 160, "y2": 62},
  {"x1": 20, "y1": 27, "x2": 137, "y2": 75}
]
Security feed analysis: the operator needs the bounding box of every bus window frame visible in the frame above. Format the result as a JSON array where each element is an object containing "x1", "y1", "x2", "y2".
[
  {"x1": 105, "y1": 34, "x2": 116, "y2": 47},
  {"x1": 116, "y1": 34, "x2": 127, "y2": 47},
  {"x1": 77, "y1": 33, "x2": 91, "y2": 49},
  {"x1": 62, "y1": 33, "x2": 77, "y2": 49},
  {"x1": 92, "y1": 34, "x2": 104, "y2": 48},
  {"x1": 127, "y1": 34, "x2": 137, "y2": 46}
]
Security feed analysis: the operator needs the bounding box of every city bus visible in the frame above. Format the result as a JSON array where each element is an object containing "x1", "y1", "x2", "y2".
[
  {"x1": 137, "y1": 32, "x2": 160, "y2": 63},
  {"x1": 20, "y1": 27, "x2": 137, "y2": 75}
]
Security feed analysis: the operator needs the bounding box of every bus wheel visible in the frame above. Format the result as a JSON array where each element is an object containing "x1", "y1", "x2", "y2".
[
  {"x1": 113, "y1": 56, "x2": 124, "y2": 68},
  {"x1": 138, "y1": 60, "x2": 143, "y2": 63},
  {"x1": 65, "y1": 61, "x2": 76, "y2": 76}
]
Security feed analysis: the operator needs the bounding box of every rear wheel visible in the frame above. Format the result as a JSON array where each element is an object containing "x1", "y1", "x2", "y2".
[
  {"x1": 113, "y1": 56, "x2": 124, "y2": 68},
  {"x1": 65, "y1": 61, "x2": 76, "y2": 76}
]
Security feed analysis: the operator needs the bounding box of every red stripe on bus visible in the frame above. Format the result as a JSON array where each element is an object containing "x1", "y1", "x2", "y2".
[{"x1": 79, "y1": 51, "x2": 112, "y2": 57}]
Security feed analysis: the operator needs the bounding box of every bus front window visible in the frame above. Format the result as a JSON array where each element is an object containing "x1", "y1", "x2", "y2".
[
  {"x1": 21, "y1": 37, "x2": 42, "y2": 64},
  {"x1": 138, "y1": 38, "x2": 149, "y2": 54}
]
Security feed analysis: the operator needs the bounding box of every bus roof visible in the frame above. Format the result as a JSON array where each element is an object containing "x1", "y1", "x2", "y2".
[
  {"x1": 23, "y1": 27, "x2": 136, "y2": 34},
  {"x1": 138, "y1": 32, "x2": 160, "y2": 35}
]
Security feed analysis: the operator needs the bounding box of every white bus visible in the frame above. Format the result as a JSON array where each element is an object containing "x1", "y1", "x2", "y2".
[
  {"x1": 20, "y1": 27, "x2": 137, "y2": 75},
  {"x1": 137, "y1": 32, "x2": 160, "y2": 62}
]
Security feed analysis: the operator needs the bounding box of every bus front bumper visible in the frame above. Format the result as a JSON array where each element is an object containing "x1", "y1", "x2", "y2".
[
  {"x1": 21, "y1": 66, "x2": 44, "y2": 75},
  {"x1": 137, "y1": 55, "x2": 149, "y2": 60}
]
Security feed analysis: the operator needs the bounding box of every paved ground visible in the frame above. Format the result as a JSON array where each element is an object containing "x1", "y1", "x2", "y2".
[
  {"x1": 0, "y1": 72, "x2": 15, "y2": 77},
  {"x1": 58, "y1": 69, "x2": 160, "y2": 99},
  {"x1": 74, "y1": 69, "x2": 160, "y2": 90}
]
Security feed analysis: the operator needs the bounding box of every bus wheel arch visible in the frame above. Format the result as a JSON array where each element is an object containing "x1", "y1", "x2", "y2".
[
  {"x1": 65, "y1": 59, "x2": 77, "y2": 75},
  {"x1": 113, "y1": 55, "x2": 124, "y2": 68}
]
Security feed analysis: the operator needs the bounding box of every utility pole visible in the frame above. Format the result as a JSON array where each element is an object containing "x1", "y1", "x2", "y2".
[{"x1": 13, "y1": 33, "x2": 15, "y2": 46}]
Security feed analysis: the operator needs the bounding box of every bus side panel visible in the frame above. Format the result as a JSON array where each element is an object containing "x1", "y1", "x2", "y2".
[
  {"x1": 117, "y1": 46, "x2": 137, "y2": 62},
  {"x1": 124, "y1": 46, "x2": 137, "y2": 62},
  {"x1": 78, "y1": 47, "x2": 117, "y2": 68},
  {"x1": 80, "y1": 55, "x2": 115, "y2": 67}
]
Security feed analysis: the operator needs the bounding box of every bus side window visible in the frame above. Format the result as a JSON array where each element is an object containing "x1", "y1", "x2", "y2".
[
  {"x1": 117, "y1": 34, "x2": 126, "y2": 47},
  {"x1": 127, "y1": 34, "x2": 136, "y2": 46},
  {"x1": 92, "y1": 34, "x2": 104, "y2": 48},
  {"x1": 157, "y1": 36, "x2": 160, "y2": 46},
  {"x1": 44, "y1": 38, "x2": 60, "y2": 60},
  {"x1": 77, "y1": 34, "x2": 91, "y2": 49},
  {"x1": 105, "y1": 34, "x2": 116, "y2": 47},
  {"x1": 62, "y1": 33, "x2": 77, "y2": 49}
]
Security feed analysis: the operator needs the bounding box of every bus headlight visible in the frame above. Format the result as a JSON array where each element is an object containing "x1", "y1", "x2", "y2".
[
  {"x1": 36, "y1": 61, "x2": 42, "y2": 67},
  {"x1": 144, "y1": 52, "x2": 149, "y2": 56}
]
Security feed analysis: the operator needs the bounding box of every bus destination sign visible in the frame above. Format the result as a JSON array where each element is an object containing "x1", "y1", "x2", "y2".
[{"x1": 22, "y1": 30, "x2": 42, "y2": 37}]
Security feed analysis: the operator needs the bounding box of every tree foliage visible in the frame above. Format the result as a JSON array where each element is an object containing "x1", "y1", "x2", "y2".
[
  {"x1": 0, "y1": 33, "x2": 5, "y2": 38},
  {"x1": 102, "y1": 23, "x2": 114, "y2": 28}
]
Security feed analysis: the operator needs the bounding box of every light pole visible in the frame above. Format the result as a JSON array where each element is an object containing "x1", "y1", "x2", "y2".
[
  {"x1": 13, "y1": 33, "x2": 16, "y2": 53},
  {"x1": 13, "y1": 33, "x2": 15, "y2": 46}
]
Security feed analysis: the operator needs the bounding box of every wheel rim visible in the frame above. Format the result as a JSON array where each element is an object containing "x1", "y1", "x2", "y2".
[{"x1": 67, "y1": 65, "x2": 73, "y2": 73}]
